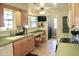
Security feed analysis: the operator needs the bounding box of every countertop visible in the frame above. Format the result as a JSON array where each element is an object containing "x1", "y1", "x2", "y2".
[
  {"x1": 0, "y1": 33, "x2": 33, "y2": 47},
  {"x1": 0, "y1": 30, "x2": 45, "y2": 47},
  {"x1": 56, "y1": 42, "x2": 79, "y2": 56}
]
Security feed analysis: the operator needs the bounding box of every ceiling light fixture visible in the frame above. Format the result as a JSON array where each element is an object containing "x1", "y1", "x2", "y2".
[
  {"x1": 40, "y1": 3, "x2": 45, "y2": 7},
  {"x1": 39, "y1": 11, "x2": 45, "y2": 14}
]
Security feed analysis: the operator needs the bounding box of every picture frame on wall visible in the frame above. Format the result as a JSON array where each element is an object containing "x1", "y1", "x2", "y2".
[{"x1": 62, "y1": 16, "x2": 69, "y2": 33}]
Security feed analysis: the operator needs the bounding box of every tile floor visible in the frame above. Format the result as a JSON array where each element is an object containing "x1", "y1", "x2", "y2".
[{"x1": 30, "y1": 38, "x2": 57, "y2": 56}]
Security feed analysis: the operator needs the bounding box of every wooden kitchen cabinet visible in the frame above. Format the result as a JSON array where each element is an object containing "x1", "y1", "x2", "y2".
[
  {"x1": 21, "y1": 10, "x2": 28, "y2": 25},
  {"x1": 15, "y1": 11, "x2": 21, "y2": 26},
  {"x1": 23, "y1": 38, "x2": 28, "y2": 55},
  {"x1": 68, "y1": 3, "x2": 79, "y2": 28},
  {"x1": 15, "y1": 9, "x2": 28, "y2": 26},
  {"x1": 13, "y1": 38, "x2": 28, "y2": 56},
  {"x1": 28, "y1": 35, "x2": 35, "y2": 52},
  {"x1": 68, "y1": 3, "x2": 76, "y2": 28},
  {"x1": 0, "y1": 4, "x2": 4, "y2": 27},
  {"x1": 0, "y1": 35, "x2": 35, "y2": 56},
  {"x1": 75, "y1": 4, "x2": 79, "y2": 27},
  {"x1": 13, "y1": 35, "x2": 35, "y2": 56}
]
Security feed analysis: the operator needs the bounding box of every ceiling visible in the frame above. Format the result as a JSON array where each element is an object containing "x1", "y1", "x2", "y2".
[
  {"x1": 28, "y1": 3, "x2": 68, "y2": 10},
  {"x1": 28, "y1": 3, "x2": 68, "y2": 15},
  {"x1": 6, "y1": 3, "x2": 68, "y2": 11},
  {"x1": 6, "y1": 3, "x2": 68, "y2": 15}
]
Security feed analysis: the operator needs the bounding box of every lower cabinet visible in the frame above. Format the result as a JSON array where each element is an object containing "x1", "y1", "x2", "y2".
[
  {"x1": 13, "y1": 38, "x2": 28, "y2": 56},
  {"x1": 13, "y1": 35, "x2": 35, "y2": 56},
  {"x1": 0, "y1": 35, "x2": 35, "y2": 56},
  {"x1": 0, "y1": 43, "x2": 13, "y2": 56},
  {"x1": 28, "y1": 35, "x2": 35, "y2": 52}
]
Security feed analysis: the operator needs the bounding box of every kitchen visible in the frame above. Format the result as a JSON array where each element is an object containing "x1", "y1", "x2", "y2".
[{"x1": 0, "y1": 3, "x2": 79, "y2": 56}]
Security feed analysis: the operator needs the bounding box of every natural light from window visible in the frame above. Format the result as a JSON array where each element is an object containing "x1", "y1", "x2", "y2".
[
  {"x1": 27, "y1": 16, "x2": 37, "y2": 28},
  {"x1": 4, "y1": 8, "x2": 14, "y2": 29},
  {"x1": 54, "y1": 17, "x2": 57, "y2": 29}
]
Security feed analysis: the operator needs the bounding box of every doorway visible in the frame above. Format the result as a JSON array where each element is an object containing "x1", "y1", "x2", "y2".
[{"x1": 48, "y1": 16, "x2": 57, "y2": 39}]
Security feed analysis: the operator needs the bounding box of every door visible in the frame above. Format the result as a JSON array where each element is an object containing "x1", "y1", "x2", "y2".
[{"x1": 48, "y1": 16, "x2": 57, "y2": 38}]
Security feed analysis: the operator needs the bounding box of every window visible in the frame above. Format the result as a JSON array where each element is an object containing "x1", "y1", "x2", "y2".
[
  {"x1": 54, "y1": 17, "x2": 57, "y2": 29},
  {"x1": 4, "y1": 8, "x2": 14, "y2": 29},
  {"x1": 30, "y1": 16, "x2": 37, "y2": 27},
  {"x1": 26, "y1": 16, "x2": 37, "y2": 28}
]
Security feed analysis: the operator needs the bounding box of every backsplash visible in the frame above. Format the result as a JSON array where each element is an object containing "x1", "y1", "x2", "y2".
[
  {"x1": 0, "y1": 27, "x2": 46, "y2": 38},
  {"x1": 0, "y1": 28, "x2": 38, "y2": 37},
  {"x1": 27, "y1": 28, "x2": 38, "y2": 33},
  {"x1": 0, "y1": 31, "x2": 10, "y2": 37}
]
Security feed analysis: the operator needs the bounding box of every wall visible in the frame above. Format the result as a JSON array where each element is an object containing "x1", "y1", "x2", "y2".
[
  {"x1": 0, "y1": 30, "x2": 10, "y2": 37},
  {"x1": 0, "y1": 4, "x2": 28, "y2": 37},
  {"x1": 46, "y1": 8, "x2": 69, "y2": 42},
  {"x1": 3, "y1": 3, "x2": 47, "y2": 36},
  {"x1": 28, "y1": 7, "x2": 69, "y2": 41},
  {"x1": 56, "y1": 11, "x2": 69, "y2": 42}
]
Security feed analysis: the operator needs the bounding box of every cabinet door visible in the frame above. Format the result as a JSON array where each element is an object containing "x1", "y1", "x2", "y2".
[
  {"x1": 0, "y1": 43, "x2": 13, "y2": 56},
  {"x1": 0, "y1": 4, "x2": 4, "y2": 27},
  {"x1": 22, "y1": 38, "x2": 28, "y2": 55},
  {"x1": 13, "y1": 38, "x2": 28, "y2": 56},
  {"x1": 21, "y1": 10, "x2": 28, "y2": 25},
  {"x1": 13, "y1": 40, "x2": 23, "y2": 56},
  {"x1": 15, "y1": 11, "x2": 21, "y2": 26},
  {"x1": 28, "y1": 35, "x2": 35, "y2": 52},
  {"x1": 68, "y1": 3, "x2": 76, "y2": 27},
  {"x1": 75, "y1": 4, "x2": 79, "y2": 27}
]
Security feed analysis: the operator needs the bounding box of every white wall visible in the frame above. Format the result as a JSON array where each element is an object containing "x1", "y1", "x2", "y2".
[{"x1": 46, "y1": 8, "x2": 69, "y2": 42}]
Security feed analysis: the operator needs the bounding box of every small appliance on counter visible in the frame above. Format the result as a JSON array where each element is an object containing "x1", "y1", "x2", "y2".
[
  {"x1": 15, "y1": 25, "x2": 27, "y2": 36},
  {"x1": 71, "y1": 28, "x2": 79, "y2": 43}
]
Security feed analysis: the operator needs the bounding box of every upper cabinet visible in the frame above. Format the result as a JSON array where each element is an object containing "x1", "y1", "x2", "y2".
[
  {"x1": 68, "y1": 3, "x2": 79, "y2": 28},
  {"x1": 0, "y1": 4, "x2": 4, "y2": 27},
  {"x1": 15, "y1": 11, "x2": 21, "y2": 26},
  {"x1": 21, "y1": 10, "x2": 28, "y2": 25},
  {"x1": 75, "y1": 4, "x2": 79, "y2": 28}
]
